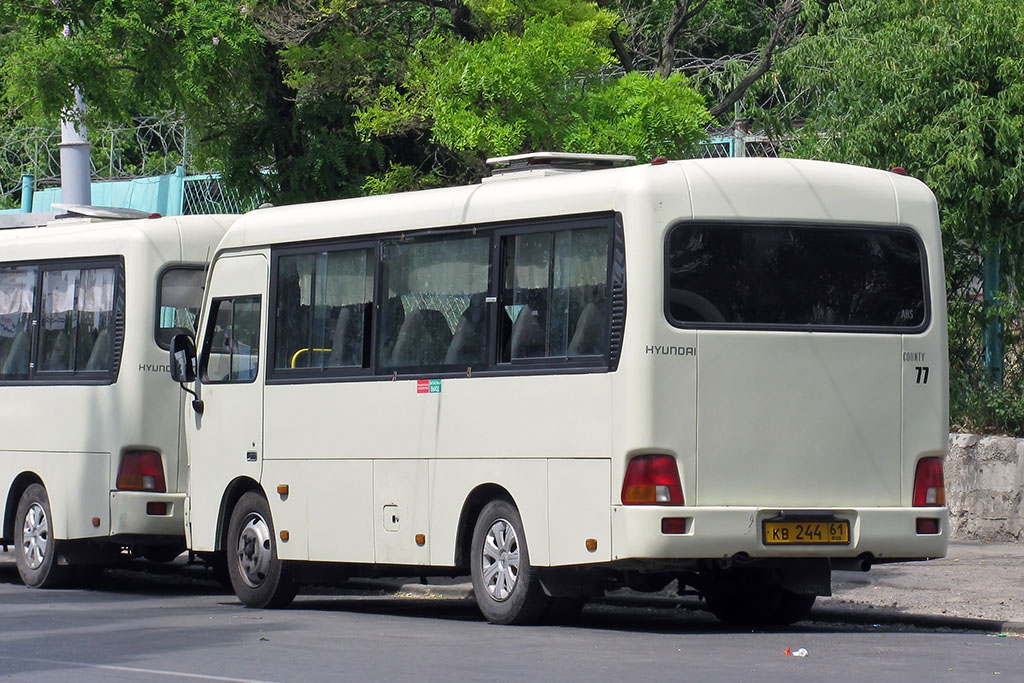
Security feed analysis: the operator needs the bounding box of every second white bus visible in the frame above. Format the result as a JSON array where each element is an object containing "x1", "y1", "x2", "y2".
[
  {"x1": 171, "y1": 155, "x2": 948, "y2": 625},
  {"x1": 1, "y1": 210, "x2": 234, "y2": 586}
]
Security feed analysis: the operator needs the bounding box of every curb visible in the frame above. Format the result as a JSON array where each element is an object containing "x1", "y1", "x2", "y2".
[
  {"x1": 598, "y1": 591, "x2": 1023, "y2": 634},
  {"x1": 394, "y1": 581, "x2": 474, "y2": 600},
  {"x1": 371, "y1": 580, "x2": 1024, "y2": 633}
]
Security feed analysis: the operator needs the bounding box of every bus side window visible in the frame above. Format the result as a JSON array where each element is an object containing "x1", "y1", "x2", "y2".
[
  {"x1": 0, "y1": 265, "x2": 37, "y2": 380},
  {"x1": 377, "y1": 234, "x2": 490, "y2": 372},
  {"x1": 39, "y1": 266, "x2": 116, "y2": 374},
  {"x1": 501, "y1": 226, "x2": 610, "y2": 362},
  {"x1": 202, "y1": 296, "x2": 261, "y2": 383},
  {"x1": 274, "y1": 248, "x2": 374, "y2": 372}
]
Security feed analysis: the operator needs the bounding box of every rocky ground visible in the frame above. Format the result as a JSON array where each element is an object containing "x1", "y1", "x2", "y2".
[{"x1": 821, "y1": 542, "x2": 1024, "y2": 624}]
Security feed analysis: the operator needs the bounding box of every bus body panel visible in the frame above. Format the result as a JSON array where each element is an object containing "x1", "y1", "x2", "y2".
[
  {"x1": 547, "y1": 458, "x2": 612, "y2": 565},
  {"x1": 428, "y1": 458, "x2": 550, "y2": 567},
  {"x1": 610, "y1": 505, "x2": 948, "y2": 561},
  {"x1": 184, "y1": 251, "x2": 267, "y2": 552},
  {"x1": 694, "y1": 332, "x2": 903, "y2": 507}
]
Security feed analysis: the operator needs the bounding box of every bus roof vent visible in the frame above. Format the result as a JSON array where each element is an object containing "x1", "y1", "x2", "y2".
[
  {"x1": 483, "y1": 152, "x2": 636, "y2": 182},
  {"x1": 52, "y1": 203, "x2": 158, "y2": 220}
]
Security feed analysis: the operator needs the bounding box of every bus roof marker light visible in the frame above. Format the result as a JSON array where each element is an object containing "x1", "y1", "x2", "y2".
[{"x1": 651, "y1": 157, "x2": 668, "y2": 165}]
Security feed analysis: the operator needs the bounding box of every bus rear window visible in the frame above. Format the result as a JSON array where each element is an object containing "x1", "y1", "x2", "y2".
[{"x1": 665, "y1": 223, "x2": 927, "y2": 331}]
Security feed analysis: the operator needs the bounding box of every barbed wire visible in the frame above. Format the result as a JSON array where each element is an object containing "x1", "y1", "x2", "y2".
[{"x1": 0, "y1": 112, "x2": 207, "y2": 204}]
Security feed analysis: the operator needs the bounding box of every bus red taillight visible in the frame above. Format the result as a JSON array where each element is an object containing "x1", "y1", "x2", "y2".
[
  {"x1": 912, "y1": 457, "x2": 945, "y2": 507},
  {"x1": 117, "y1": 451, "x2": 167, "y2": 492},
  {"x1": 621, "y1": 455, "x2": 683, "y2": 505}
]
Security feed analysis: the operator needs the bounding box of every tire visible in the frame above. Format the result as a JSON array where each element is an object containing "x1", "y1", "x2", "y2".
[
  {"x1": 14, "y1": 484, "x2": 71, "y2": 588},
  {"x1": 226, "y1": 492, "x2": 296, "y2": 609},
  {"x1": 202, "y1": 551, "x2": 232, "y2": 589},
  {"x1": 543, "y1": 596, "x2": 587, "y2": 624},
  {"x1": 139, "y1": 542, "x2": 186, "y2": 564},
  {"x1": 772, "y1": 590, "x2": 816, "y2": 625},
  {"x1": 705, "y1": 583, "x2": 783, "y2": 626},
  {"x1": 470, "y1": 499, "x2": 549, "y2": 625}
]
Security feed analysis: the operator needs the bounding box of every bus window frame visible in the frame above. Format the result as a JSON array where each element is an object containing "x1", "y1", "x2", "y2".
[
  {"x1": 663, "y1": 220, "x2": 931, "y2": 335},
  {"x1": 154, "y1": 263, "x2": 208, "y2": 351},
  {"x1": 199, "y1": 295, "x2": 263, "y2": 385},
  {"x1": 267, "y1": 238, "x2": 381, "y2": 382},
  {"x1": 263, "y1": 212, "x2": 624, "y2": 386},
  {"x1": 0, "y1": 255, "x2": 125, "y2": 386}
]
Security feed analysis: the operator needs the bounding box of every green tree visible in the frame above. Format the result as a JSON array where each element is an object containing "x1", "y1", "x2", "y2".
[
  {"x1": 780, "y1": 0, "x2": 1024, "y2": 433},
  {"x1": 0, "y1": 1, "x2": 806, "y2": 203},
  {"x1": 0, "y1": 0, "x2": 385, "y2": 203}
]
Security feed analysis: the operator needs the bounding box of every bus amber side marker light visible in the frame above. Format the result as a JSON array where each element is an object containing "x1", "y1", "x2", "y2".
[
  {"x1": 92, "y1": 517, "x2": 101, "y2": 527},
  {"x1": 415, "y1": 534, "x2": 426, "y2": 547},
  {"x1": 277, "y1": 484, "x2": 289, "y2": 498},
  {"x1": 280, "y1": 530, "x2": 289, "y2": 542},
  {"x1": 585, "y1": 538, "x2": 597, "y2": 552}
]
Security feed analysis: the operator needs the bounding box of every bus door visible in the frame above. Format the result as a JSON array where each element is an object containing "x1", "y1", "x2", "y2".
[{"x1": 188, "y1": 253, "x2": 268, "y2": 550}]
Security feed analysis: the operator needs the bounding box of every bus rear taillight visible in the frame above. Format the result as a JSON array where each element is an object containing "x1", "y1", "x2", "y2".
[
  {"x1": 912, "y1": 457, "x2": 945, "y2": 507},
  {"x1": 621, "y1": 455, "x2": 683, "y2": 505},
  {"x1": 117, "y1": 451, "x2": 167, "y2": 492}
]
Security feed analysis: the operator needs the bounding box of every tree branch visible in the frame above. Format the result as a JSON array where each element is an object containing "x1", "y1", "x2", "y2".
[
  {"x1": 708, "y1": 0, "x2": 802, "y2": 119},
  {"x1": 658, "y1": 0, "x2": 712, "y2": 79}
]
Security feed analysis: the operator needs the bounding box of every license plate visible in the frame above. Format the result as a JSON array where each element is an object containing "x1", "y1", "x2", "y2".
[{"x1": 763, "y1": 519, "x2": 850, "y2": 545}]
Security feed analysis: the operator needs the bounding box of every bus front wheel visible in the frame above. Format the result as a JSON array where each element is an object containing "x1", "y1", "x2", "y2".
[
  {"x1": 14, "y1": 484, "x2": 71, "y2": 588},
  {"x1": 470, "y1": 499, "x2": 549, "y2": 625},
  {"x1": 226, "y1": 492, "x2": 296, "y2": 609}
]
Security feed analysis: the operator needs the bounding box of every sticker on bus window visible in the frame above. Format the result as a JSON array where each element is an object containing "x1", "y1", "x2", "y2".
[{"x1": 417, "y1": 379, "x2": 441, "y2": 394}]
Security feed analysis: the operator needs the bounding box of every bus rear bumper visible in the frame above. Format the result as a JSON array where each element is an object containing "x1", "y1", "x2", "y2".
[
  {"x1": 610, "y1": 505, "x2": 948, "y2": 563},
  {"x1": 109, "y1": 491, "x2": 185, "y2": 537}
]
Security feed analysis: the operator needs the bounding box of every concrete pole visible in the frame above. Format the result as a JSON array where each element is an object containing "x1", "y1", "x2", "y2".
[{"x1": 58, "y1": 86, "x2": 92, "y2": 207}]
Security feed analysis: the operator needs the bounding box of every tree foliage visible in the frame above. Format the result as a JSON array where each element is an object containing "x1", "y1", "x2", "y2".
[
  {"x1": 781, "y1": 0, "x2": 1024, "y2": 433},
  {"x1": 355, "y1": 9, "x2": 712, "y2": 177},
  {"x1": 0, "y1": 0, "x2": 802, "y2": 201}
]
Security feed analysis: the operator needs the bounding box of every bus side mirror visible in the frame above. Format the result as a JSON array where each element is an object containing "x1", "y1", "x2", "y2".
[{"x1": 169, "y1": 333, "x2": 197, "y2": 383}]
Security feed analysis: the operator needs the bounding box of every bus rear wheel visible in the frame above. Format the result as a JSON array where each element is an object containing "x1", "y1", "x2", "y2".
[
  {"x1": 14, "y1": 484, "x2": 71, "y2": 588},
  {"x1": 226, "y1": 492, "x2": 296, "y2": 609},
  {"x1": 470, "y1": 499, "x2": 549, "y2": 625}
]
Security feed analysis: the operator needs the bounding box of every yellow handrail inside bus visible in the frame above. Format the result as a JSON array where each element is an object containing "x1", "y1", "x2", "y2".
[{"x1": 290, "y1": 348, "x2": 332, "y2": 368}]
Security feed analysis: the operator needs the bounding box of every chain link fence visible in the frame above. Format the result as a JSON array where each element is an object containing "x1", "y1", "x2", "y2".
[
  {"x1": 699, "y1": 134, "x2": 787, "y2": 159},
  {"x1": 182, "y1": 174, "x2": 264, "y2": 215}
]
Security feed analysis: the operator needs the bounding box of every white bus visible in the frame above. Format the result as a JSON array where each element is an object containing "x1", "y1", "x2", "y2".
[
  {"x1": 1, "y1": 209, "x2": 234, "y2": 587},
  {"x1": 170, "y1": 155, "x2": 948, "y2": 625}
]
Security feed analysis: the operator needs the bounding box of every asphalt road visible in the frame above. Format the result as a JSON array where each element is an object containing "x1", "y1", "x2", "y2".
[{"x1": 0, "y1": 558, "x2": 1021, "y2": 682}]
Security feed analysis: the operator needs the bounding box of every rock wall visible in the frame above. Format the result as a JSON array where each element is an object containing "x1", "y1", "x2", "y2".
[{"x1": 947, "y1": 433, "x2": 1024, "y2": 542}]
